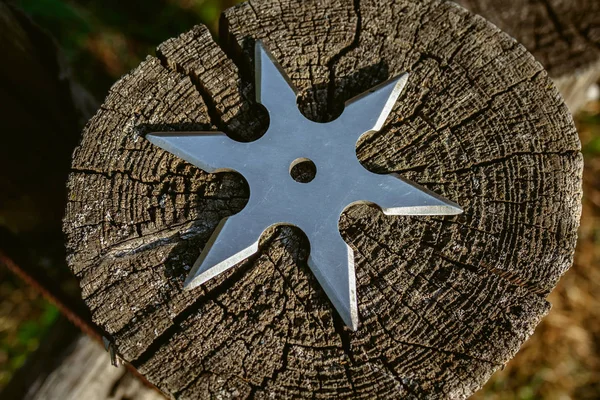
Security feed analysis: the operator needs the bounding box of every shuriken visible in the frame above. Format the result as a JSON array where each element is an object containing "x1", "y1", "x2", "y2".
[{"x1": 147, "y1": 42, "x2": 462, "y2": 330}]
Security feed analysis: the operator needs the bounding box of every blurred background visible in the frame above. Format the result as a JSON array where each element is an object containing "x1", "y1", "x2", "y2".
[{"x1": 0, "y1": 0, "x2": 598, "y2": 399}]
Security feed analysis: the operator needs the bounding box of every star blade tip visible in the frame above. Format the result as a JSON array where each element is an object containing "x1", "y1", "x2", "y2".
[
  {"x1": 343, "y1": 71, "x2": 410, "y2": 134},
  {"x1": 253, "y1": 40, "x2": 299, "y2": 108},
  {"x1": 448, "y1": 203, "x2": 464, "y2": 215},
  {"x1": 183, "y1": 264, "x2": 219, "y2": 290},
  {"x1": 339, "y1": 308, "x2": 359, "y2": 331},
  {"x1": 183, "y1": 274, "x2": 202, "y2": 290},
  {"x1": 437, "y1": 198, "x2": 463, "y2": 215},
  {"x1": 145, "y1": 132, "x2": 180, "y2": 149},
  {"x1": 145, "y1": 132, "x2": 162, "y2": 143},
  {"x1": 349, "y1": 318, "x2": 359, "y2": 332}
]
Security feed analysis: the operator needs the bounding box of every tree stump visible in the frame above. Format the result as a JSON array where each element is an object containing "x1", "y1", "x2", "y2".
[
  {"x1": 455, "y1": 0, "x2": 600, "y2": 112},
  {"x1": 63, "y1": 0, "x2": 583, "y2": 398}
]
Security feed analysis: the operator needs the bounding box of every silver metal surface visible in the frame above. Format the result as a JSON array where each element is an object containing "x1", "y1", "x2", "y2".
[{"x1": 147, "y1": 42, "x2": 462, "y2": 330}]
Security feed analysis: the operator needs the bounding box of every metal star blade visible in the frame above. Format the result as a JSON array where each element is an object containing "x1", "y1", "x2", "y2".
[{"x1": 147, "y1": 42, "x2": 462, "y2": 330}]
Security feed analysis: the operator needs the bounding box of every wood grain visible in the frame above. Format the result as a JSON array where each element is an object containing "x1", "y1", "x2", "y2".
[{"x1": 63, "y1": 0, "x2": 583, "y2": 398}]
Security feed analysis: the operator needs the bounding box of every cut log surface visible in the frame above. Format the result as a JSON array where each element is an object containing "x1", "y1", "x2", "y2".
[
  {"x1": 63, "y1": 0, "x2": 583, "y2": 398},
  {"x1": 455, "y1": 0, "x2": 600, "y2": 112}
]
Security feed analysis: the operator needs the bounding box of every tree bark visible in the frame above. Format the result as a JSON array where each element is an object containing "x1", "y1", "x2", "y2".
[
  {"x1": 63, "y1": 0, "x2": 583, "y2": 398},
  {"x1": 455, "y1": 0, "x2": 600, "y2": 112}
]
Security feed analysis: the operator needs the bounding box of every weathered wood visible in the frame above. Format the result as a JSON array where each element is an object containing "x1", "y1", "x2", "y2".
[
  {"x1": 455, "y1": 0, "x2": 600, "y2": 112},
  {"x1": 63, "y1": 0, "x2": 583, "y2": 398}
]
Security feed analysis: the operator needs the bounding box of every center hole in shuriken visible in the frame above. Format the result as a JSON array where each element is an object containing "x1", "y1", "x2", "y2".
[{"x1": 289, "y1": 158, "x2": 317, "y2": 183}]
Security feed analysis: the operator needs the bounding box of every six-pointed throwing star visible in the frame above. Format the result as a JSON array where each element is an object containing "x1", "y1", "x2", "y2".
[{"x1": 147, "y1": 42, "x2": 462, "y2": 330}]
